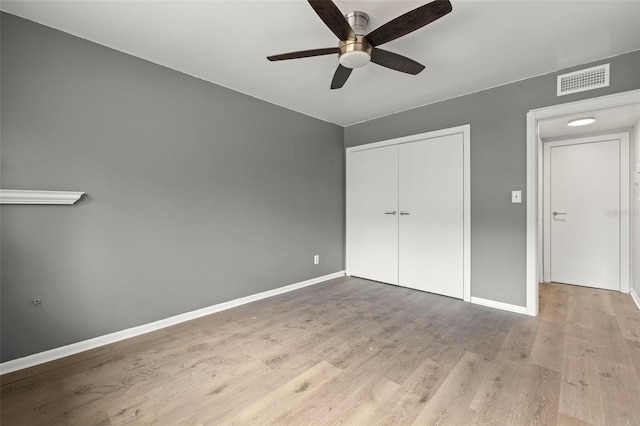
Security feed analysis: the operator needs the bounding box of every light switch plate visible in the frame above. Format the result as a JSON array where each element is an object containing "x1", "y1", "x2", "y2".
[{"x1": 511, "y1": 190, "x2": 522, "y2": 204}]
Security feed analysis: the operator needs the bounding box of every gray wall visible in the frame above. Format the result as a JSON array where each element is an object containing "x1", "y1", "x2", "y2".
[
  {"x1": 345, "y1": 50, "x2": 640, "y2": 307},
  {"x1": 0, "y1": 13, "x2": 344, "y2": 362}
]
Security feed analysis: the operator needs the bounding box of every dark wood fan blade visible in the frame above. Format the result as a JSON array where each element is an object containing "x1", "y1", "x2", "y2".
[
  {"x1": 365, "y1": 0, "x2": 452, "y2": 46},
  {"x1": 331, "y1": 64, "x2": 353, "y2": 89},
  {"x1": 371, "y1": 48, "x2": 425, "y2": 75},
  {"x1": 267, "y1": 47, "x2": 339, "y2": 61},
  {"x1": 308, "y1": 0, "x2": 355, "y2": 41}
]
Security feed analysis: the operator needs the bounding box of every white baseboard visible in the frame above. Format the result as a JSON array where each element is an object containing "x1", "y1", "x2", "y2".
[
  {"x1": 0, "y1": 271, "x2": 345, "y2": 375},
  {"x1": 471, "y1": 296, "x2": 528, "y2": 315},
  {"x1": 631, "y1": 288, "x2": 640, "y2": 310}
]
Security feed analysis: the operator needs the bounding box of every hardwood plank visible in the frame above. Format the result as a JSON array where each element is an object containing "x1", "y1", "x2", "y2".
[
  {"x1": 411, "y1": 351, "x2": 489, "y2": 425},
  {"x1": 398, "y1": 356, "x2": 452, "y2": 403},
  {"x1": 365, "y1": 356, "x2": 454, "y2": 425},
  {"x1": 563, "y1": 321, "x2": 632, "y2": 367},
  {"x1": 220, "y1": 360, "x2": 342, "y2": 425},
  {"x1": 530, "y1": 319, "x2": 566, "y2": 372},
  {"x1": 510, "y1": 363, "x2": 561, "y2": 425},
  {"x1": 495, "y1": 316, "x2": 539, "y2": 364},
  {"x1": 368, "y1": 389, "x2": 424, "y2": 425},
  {"x1": 270, "y1": 369, "x2": 372, "y2": 425},
  {"x1": 559, "y1": 335, "x2": 607, "y2": 425},
  {"x1": 108, "y1": 355, "x2": 270, "y2": 424},
  {"x1": 350, "y1": 343, "x2": 427, "y2": 385},
  {"x1": 539, "y1": 282, "x2": 570, "y2": 325},
  {"x1": 315, "y1": 373, "x2": 400, "y2": 425},
  {"x1": 469, "y1": 360, "x2": 522, "y2": 424},
  {"x1": 615, "y1": 307, "x2": 640, "y2": 342},
  {"x1": 559, "y1": 334, "x2": 640, "y2": 425},
  {"x1": 557, "y1": 412, "x2": 595, "y2": 425},
  {"x1": 623, "y1": 338, "x2": 640, "y2": 377},
  {"x1": 466, "y1": 361, "x2": 560, "y2": 425},
  {"x1": 597, "y1": 357, "x2": 640, "y2": 425}
]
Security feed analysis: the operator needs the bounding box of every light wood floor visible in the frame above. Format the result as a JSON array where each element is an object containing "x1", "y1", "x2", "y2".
[{"x1": 2, "y1": 277, "x2": 639, "y2": 425}]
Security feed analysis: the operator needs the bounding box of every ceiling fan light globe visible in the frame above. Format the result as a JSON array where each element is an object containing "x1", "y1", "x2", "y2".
[{"x1": 339, "y1": 51, "x2": 370, "y2": 68}]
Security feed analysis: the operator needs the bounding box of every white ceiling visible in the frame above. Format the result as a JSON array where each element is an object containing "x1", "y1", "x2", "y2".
[{"x1": 2, "y1": 0, "x2": 640, "y2": 126}]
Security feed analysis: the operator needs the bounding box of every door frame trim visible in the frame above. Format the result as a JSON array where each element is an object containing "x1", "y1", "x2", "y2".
[
  {"x1": 542, "y1": 133, "x2": 630, "y2": 292},
  {"x1": 346, "y1": 124, "x2": 471, "y2": 302},
  {"x1": 526, "y1": 89, "x2": 640, "y2": 316}
]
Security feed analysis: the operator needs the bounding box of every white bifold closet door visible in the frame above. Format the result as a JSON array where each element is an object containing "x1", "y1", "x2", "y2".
[
  {"x1": 399, "y1": 134, "x2": 463, "y2": 298},
  {"x1": 348, "y1": 145, "x2": 399, "y2": 285},
  {"x1": 347, "y1": 133, "x2": 464, "y2": 298}
]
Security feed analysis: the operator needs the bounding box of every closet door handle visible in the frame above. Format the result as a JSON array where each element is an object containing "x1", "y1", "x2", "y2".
[
  {"x1": 384, "y1": 211, "x2": 397, "y2": 215},
  {"x1": 400, "y1": 211, "x2": 410, "y2": 216}
]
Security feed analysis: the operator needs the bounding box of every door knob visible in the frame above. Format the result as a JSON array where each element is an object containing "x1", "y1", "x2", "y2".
[
  {"x1": 400, "y1": 211, "x2": 410, "y2": 216},
  {"x1": 552, "y1": 211, "x2": 567, "y2": 217},
  {"x1": 384, "y1": 211, "x2": 397, "y2": 215}
]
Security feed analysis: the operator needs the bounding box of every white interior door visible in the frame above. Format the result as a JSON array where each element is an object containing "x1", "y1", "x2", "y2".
[
  {"x1": 347, "y1": 145, "x2": 399, "y2": 285},
  {"x1": 398, "y1": 134, "x2": 464, "y2": 298},
  {"x1": 546, "y1": 138, "x2": 620, "y2": 290}
]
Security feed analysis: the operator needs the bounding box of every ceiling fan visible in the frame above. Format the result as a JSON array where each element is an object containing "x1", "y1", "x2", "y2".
[{"x1": 267, "y1": 0, "x2": 453, "y2": 89}]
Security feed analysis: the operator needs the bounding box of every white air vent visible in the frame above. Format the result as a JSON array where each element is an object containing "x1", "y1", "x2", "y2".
[{"x1": 557, "y1": 64, "x2": 609, "y2": 96}]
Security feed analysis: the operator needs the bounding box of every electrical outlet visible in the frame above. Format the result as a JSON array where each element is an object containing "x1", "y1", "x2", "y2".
[
  {"x1": 30, "y1": 296, "x2": 44, "y2": 307},
  {"x1": 314, "y1": 255, "x2": 319, "y2": 265}
]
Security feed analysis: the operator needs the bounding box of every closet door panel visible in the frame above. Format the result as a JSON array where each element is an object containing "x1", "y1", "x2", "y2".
[
  {"x1": 348, "y1": 145, "x2": 399, "y2": 285},
  {"x1": 398, "y1": 134, "x2": 463, "y2": 298}
]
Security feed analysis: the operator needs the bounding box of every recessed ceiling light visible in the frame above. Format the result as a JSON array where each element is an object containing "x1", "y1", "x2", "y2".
[{"x1": 568, "y1": 117, "x2": 596, "y2": 127}]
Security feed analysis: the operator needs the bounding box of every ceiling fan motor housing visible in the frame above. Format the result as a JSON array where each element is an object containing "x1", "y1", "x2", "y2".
[{"x1": 339, "y1": 11, "x2": 371, "y2": 68}]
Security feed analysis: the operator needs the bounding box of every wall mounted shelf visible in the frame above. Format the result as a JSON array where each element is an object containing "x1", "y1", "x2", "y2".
[{"x1": 0, "y1": 189, "x2": 84, "y2": 205}]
